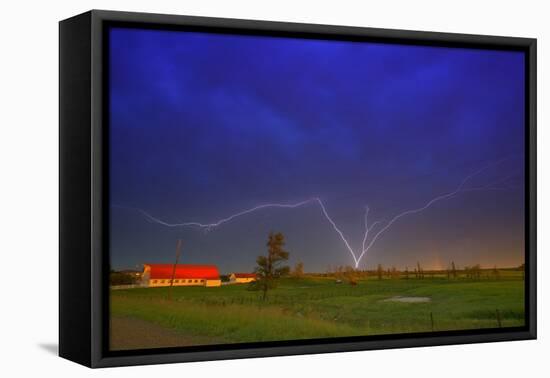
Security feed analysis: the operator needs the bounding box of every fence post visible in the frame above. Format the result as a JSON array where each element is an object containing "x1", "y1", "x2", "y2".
[
  {"x1": 430, "y1": 312, "x2": 434, "y2": 331},
  {"x1": 496, "y1": 309, "x2": 502, "y2": 328}
]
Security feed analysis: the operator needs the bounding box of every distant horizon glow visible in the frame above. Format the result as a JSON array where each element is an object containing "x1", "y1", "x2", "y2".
[{"x1": 108, "y1": 27, "x2": 526, "y2": 273}]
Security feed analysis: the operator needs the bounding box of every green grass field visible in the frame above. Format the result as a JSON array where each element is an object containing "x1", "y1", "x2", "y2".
[{"x1": 110, "y1": 273, "x2": 525, "y2": 350}]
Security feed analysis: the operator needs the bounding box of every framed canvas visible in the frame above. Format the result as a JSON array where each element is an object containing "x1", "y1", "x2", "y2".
[{"x1": 59, "y1": 10, "x2": 537, "y2": 368}]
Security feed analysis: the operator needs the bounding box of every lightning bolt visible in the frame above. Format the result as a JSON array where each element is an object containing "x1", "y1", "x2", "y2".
[
  {"x1": 355, "y1": 159, "x2": 520, "y2": 266},
  {"x1": 116, "y1": 159, "x2": 519, "y2": 268},
  {"x1": 135, "y1": 199, "x2": 314, "y2": 230}
]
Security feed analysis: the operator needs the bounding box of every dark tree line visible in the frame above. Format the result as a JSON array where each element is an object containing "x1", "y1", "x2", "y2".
[{"x1": 109, "y1": 270, "x2": 139, "y2": 286}]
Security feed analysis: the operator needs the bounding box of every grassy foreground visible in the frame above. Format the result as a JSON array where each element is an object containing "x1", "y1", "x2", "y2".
[{"x1": 110, "y1": 274, "x2": 524, "y2": 350}]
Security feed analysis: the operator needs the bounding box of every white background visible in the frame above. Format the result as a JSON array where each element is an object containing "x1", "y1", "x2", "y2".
[{"x1": 0, "y1": 0, "x2": 547, "y2": 376}]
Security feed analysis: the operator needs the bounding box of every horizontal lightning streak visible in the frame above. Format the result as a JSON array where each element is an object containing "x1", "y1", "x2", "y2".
[
  {"x1": 120, "y1": 158, "x2": 516, "y2": 268},
  {"x1": 135, "y1": 198, "x2": 360, "y2": 265},
  {"x1": 137, "y1": 199, "x2": 313, "y2": 229}
]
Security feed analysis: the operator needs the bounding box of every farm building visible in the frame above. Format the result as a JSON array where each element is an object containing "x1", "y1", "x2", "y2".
[
  {"x1": 142, "y1": 264, "x2": 222, "y2": 287},
  {"x1": 229, "y1": 273, "x2": 257, "y2": 284}
]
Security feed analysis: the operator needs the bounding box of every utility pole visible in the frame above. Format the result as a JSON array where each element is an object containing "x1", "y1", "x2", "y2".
[{"x1": 169, "y1": 239, "x2": 183, "y2": 301}]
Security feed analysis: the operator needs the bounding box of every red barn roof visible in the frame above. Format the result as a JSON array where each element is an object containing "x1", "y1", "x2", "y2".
[
  {"x1": 145, "y1": 264, "x2": 220, "y2": 280},
  {"x1": 234, "y1": 273, "x2": 257, "y2": 278}
]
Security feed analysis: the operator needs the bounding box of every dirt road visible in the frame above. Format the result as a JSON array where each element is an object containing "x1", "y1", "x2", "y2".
[{"x1": 110, "y1": 316, "x2": 222, "y2": 351}]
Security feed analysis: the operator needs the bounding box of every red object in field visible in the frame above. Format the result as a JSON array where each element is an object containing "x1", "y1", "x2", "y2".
[{"x1": 145, "y1": 264, "x2": 220, "y2": 280}]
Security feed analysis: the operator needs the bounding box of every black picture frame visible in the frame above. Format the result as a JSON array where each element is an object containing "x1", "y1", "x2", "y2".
[{"x1": 59, "y1": 9, "x2": 537, "y2": 368}]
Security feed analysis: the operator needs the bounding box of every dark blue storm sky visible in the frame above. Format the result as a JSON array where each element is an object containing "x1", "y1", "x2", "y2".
[{"x1": 109, "y1": 27, "x2": 525, "y2": 273}]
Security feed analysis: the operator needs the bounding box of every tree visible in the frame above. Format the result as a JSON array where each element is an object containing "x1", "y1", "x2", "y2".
[
  {"x1": 464, "y1": 264, "x2": 481, "y2": 280},
  {"x1": 376, "y1": 264, "x2": 384, "y2": 280},
  {"x1": 471, "y1": 264, "x2": 481, "y2": 280},
  {"x1": 109, "y1": 271, "x2": 139, "y2": 286},
  {"x1": 334, "y1": 265, "x2": 344, "y2": 281},
  {"x1": 404, "y1": 266, "x2": 409, "y2": 280},
  {"x1": 344, "y1": 265, "x2": 357, "y2": 285},
  {"x1": 518, "y1": 263, "x2": 525, "y2": 280},
  {"x1": 292, "y1": 261, "x2": 304, "y2": 278},
  {"x1": 250, "y1": 232, "x2": 290, "y2": 300},
  {"x1": 492, "y1": 265, "x2": 500, "y2": 280},
  {"x1": 451, "y1": 261, "x2": 457, "y2": 279},
  {"x1": 417, "y1": 262, "x2": 424, "y2": 279}
]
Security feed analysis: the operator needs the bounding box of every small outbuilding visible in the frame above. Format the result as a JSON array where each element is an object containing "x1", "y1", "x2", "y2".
[{"x1": 229, "y1": 273, "x2": 257, "y2": 284}]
